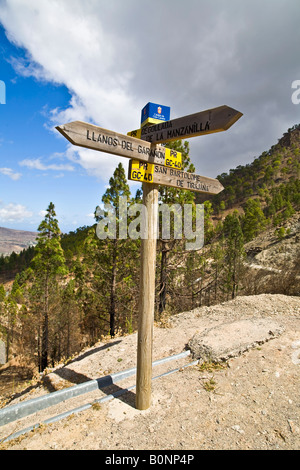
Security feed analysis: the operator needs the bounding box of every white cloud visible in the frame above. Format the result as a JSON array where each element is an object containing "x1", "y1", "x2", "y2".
[
  {"x1": 1, "y1": 0, "x2": 300, "y2": 180},
  {"x1": 53, "y1": 173, "x2": 65, "y2": 179},
  {"x1": 65, "y1": 145, "x2": 125, "y2": 182},
  {"x1": 19, "y1": 158, "x2": 74, "y2": 172},
  {"x1": 0, "y1": 0, "x2": 139, "y2": 132},
  {"x1": 0, "y1": 202, "x2": 33, "y2": 222},
  {"x1": 0, "y1": 167, "x2": 22, "y2": 180}
]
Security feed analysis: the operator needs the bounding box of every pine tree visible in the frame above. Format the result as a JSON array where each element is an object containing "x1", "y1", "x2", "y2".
[
  {"x1": 1, "y1": 299, "x2": 18, "y2": 362},
  {"x1": 30, "y1": 202, "x2": 67, "y2": 371},
  {"x1": 211, "y1": 242, "x2": 224, "y2": 302},
  {"x1": 242, "y1": 198, "x2": 267, "y2": 241},
  {"x1": 222, "y1": 211, "x2": 245, "y2": 299},
  {"x1": 86, "y1": 162, "x2": 139, "y2": 338},
  {"x1": 10, "y1": 274, "x2": 25, "y2": 304},
  {"x1": 52, "y1": 279, "x2": 81, "y2": 362},
  {"x1": 157, "y1": 140, "x2": 195, "y2": 315},
  {"x1": 99, "y1": 163, "x2": 130, "y2": 337}
]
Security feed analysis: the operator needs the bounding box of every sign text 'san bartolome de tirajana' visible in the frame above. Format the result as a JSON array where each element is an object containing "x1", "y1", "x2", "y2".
[{"x1": 128, "y1": 160, "x2": 224, "y2": 194}]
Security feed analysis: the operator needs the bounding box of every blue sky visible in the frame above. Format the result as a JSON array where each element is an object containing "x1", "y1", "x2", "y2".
[
  {"x1": 0, "y1": 25, "x2": 123, "y2": 232},
  {"x1": 0, "y1": 0, "x2": 299, "y2": 233}
]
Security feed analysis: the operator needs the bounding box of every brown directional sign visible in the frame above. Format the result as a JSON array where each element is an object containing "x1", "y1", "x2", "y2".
[
  {"x1": 138, "y1": 105, "x2": 243, "y2": 143},
  {"x1": 128, "y1": 160, "x2": 224, "y2": 195},
  {"x1": 56, "y1": 121, "x2": 182, "y2": 168}
]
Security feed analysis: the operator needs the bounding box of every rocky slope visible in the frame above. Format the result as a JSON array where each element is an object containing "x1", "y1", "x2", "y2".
[{"x1": 244, "y1": 213, "x2": 300, "y2": 271}]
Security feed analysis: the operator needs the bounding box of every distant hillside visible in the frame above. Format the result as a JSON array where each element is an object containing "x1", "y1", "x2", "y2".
[
  {"x1": 0, "y1": 227, "x2": 37, "y2": 256},
  {"x1": 206, "y1": 124, "x2": 300, "y2": 215}
]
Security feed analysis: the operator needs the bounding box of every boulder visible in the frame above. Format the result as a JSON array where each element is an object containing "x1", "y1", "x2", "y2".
[{"x1": 188, "y1": 318, "x2": 284, "y2": 363}]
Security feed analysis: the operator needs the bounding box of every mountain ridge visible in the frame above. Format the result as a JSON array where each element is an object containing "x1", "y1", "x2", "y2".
[{"x1": 0, "y1": 227, "x2": 38, "y2": 256}]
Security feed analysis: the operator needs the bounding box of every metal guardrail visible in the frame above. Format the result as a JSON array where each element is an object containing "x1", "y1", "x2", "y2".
[
  {"x1": 1, "y1": 356, "x2": 198, "y2": 444},
  {"x1": 0, "y1": 350, "x2": 191, "y2": 427}
]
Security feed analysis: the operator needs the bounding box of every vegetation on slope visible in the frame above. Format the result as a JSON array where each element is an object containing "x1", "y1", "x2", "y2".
[{"x1": 0, "y1": 125, "x2": 299, "y2": 373}]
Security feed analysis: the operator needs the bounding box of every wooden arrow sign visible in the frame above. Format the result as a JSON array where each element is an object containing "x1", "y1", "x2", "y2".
[
  {"x1": 128, "y1": 160, "x2": 224, "y2": 195},
  {"x1": 138, "y1": 105, "x2": 243, "y2": 143},
  {"x1": 56, "y1": 121, "x2": 182, "y2": 169}
]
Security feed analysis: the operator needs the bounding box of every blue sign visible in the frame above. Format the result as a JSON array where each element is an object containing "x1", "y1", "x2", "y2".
[{"x1": 141, "y1": 102, "x2": 170, "y2": 125}]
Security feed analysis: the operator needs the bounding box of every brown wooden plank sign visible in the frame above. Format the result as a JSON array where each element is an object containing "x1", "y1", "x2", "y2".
[
  {"x1": 56, "y1": 121, "x2": 182, "y2": 169},
  {"x1": 136, "y1": 105, "x2": 243, "y2": 143},
  {"x1": 128, "y1": 160, "x2": 224, "y2": 194}
]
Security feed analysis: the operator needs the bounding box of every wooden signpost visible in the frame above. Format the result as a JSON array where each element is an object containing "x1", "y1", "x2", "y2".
[{"x1": 56, "y1": 102, "x2": 242, "y2": 411}]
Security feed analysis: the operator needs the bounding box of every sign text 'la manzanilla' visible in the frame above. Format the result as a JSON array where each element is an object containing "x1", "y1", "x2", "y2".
[{"x1": 138, "y1": 105, "x2": 243, "y2": 144}]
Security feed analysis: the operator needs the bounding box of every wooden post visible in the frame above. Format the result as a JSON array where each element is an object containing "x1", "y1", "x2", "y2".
[{"x1": 136, "y1": 180, "x2": 159, "y2": 410}]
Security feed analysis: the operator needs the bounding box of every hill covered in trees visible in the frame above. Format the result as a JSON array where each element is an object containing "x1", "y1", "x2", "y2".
[
  {"x1": 0, "y1": 125, "x2": 299, "y2": 374},
  {"x1": 210, "y1": 124, "x2": 300, "y2": 223}
]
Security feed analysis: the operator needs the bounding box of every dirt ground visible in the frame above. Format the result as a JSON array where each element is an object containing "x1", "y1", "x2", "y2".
[{"x1": 0, "y1": 294, "x2": 299, "y2": 451}]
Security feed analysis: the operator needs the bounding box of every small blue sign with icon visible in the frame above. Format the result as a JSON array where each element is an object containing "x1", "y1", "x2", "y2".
[{"x1": 141, "y1": 102, "x2": 170, "y2": 125}]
